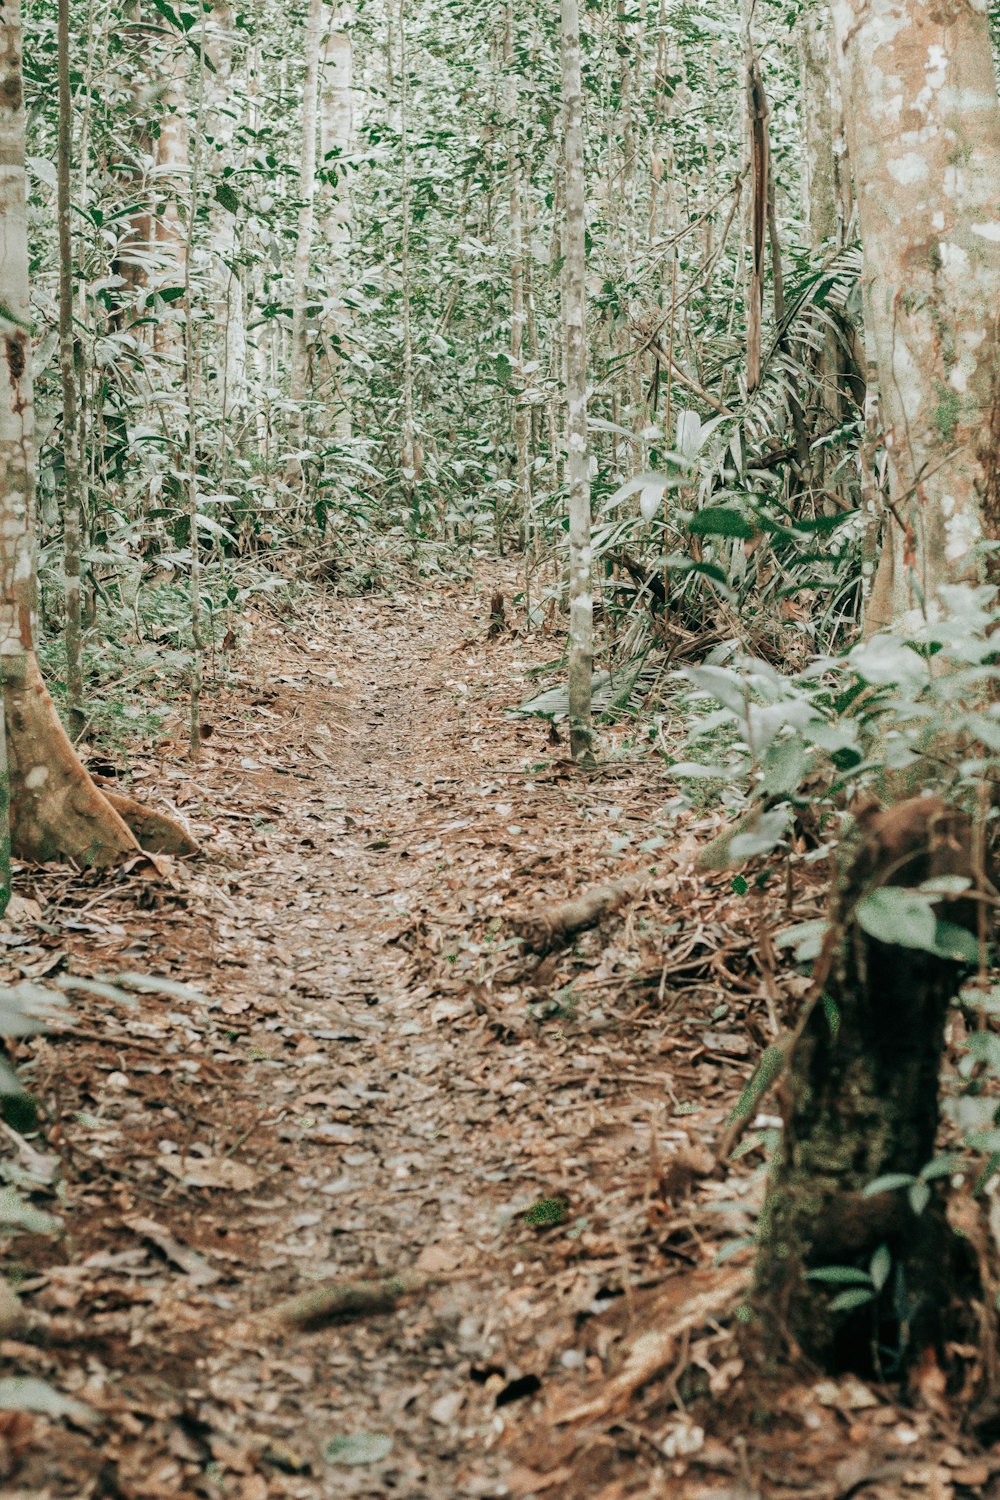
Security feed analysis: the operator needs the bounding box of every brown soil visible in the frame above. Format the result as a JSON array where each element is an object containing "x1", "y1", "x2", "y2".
[{"x1": 1, "y1": 570, "x2": 997, "y2": 1499}]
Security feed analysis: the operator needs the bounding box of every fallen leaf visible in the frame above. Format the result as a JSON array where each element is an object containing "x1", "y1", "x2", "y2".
[
  {"x1": 429, "y1": 1390, "x2": 464, "y2": 1425},
  {"x1": 124, "y1": 1214, "x2": 221, "y2": 1284},
  {"x1": 324, "y1": 1432, "x2": 393, "y2": 1466},
  {"x1": 0, "y1": 1377, "x2": 99, "y2": 1427},
  {"x1": 159, "y1": 1157, "x2": 258, "y2": 1191}
]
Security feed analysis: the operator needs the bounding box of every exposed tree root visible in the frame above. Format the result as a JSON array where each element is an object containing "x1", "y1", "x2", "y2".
[
  {"x1": 5, "y1": 655, "x2": 199, "y2": 865},
  {"x1": 102, "y1": 790, "x2": 199, "y2": 857},
  {"x1": 511, "y1": 875, "x2": 645, "y2": 952},
  {"x1": 552, "y1": 1268, "x2": 748, "y2": 1424}
]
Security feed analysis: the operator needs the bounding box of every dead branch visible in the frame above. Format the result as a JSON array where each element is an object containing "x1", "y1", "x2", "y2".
[
  {"x1": 258, "y1": 1271, "x2": 437, "y2": 1331},
  {"x1": 510, "y1": 875, "x2": 645, "y2": 953}
]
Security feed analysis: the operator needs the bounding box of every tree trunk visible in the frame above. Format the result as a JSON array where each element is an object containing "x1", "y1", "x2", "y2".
[
  {"x1": 831, "y1": 0, "x2": 1000, "y2": 624},
  {"x1": 0, "y1": 0, "x2": 196, "y2": 866},
  {"x1": 290, "y1": 0, "x2": 325, "y2": 419},
  {"x1": 152, "y1": 27, "x2": 188, "y2": 365},
  {"x1": 505, "y1": 3, "x2": 532, "y2": 548},
  {"x1": 560, "y1": 0, "x2": 594, "y2": 765},
  {"x1": 319, "y1": 3, "x2": 352, "y2": 441},
  {"x1": 208, "y1": 0, "x2": 249, "y2": 431},
  {"x1": 56, "y1": 0, "x2": 84, "y2": 738},
  {"x1": 797, "y1": 5, "x2": 837, "y2": 252},
  {"x1": 751, "y1": 798, "x2": 986, "y2": 1374},
  {"x1": 398, "y1": 0, "x2": 417, "y2": 496}
]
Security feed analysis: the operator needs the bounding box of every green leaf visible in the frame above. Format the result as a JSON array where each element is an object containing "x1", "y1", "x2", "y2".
[
  {"x1": 523, "y1": 1196, "x2": 568, "y2": 1227},
  {"x1": 855, "y1": 889, "x2": 936, "y2": 951},
  {"x1": 806, "y1": 1265, "x2": 873, "y2": 1286},
  {"x1": 725, "y1": 1042, "x2": 787, "y2": 1129},
  {"x1": 920, "y1": 1153, "x2": 965, "y2": 1181},
  {"x1": 325, "y1": 1433, "x2": 394, "y2": 1466},
  {"x1": 714, "y1": 1234, "x2": 755, "y2": 1265},
  {"x1": 966, "y1": 1129, "x2": 1000, "y2": 1152},
  {"x1": 688, "y1": 507, "x2": 756, "y2": 540},
  {"x1": 869, "y1": 1244, "x2": 891, "y2": 1292},
  {"x1": 828, "y1": 1288, "x2": 876, "y2": 1313},
  {"x1": 26, "y1": 156, "x2": 57, "y2": 190},
  {"x1": 762, "y1": 736, "x2": 807, "y2": 796},
  {"x1": 774, "y1": 920, "x2": 827, "y2": 964},
  {"x1": 214, "y1": 183, "x2": 240, "y2": 215},
  {"x1": 909, "y1": 1180, "x2": 931, "y2": 1215},
  {"x1": 862, "y1": 1172, "x2": 916, "y2": 1197},
  {"x1": 0, "y1": 1186, "x2": 62, "y2": 1235},
  {"x1": 728, "y1": 809, "x2": 789, "y2": 861},
  {"x1": 931, "y1": 920, "x2": 979, "y2": 965},
  {"x1": 965, "y1": 1031, "x2": 1000, "y2": 1072},
  {"x1": 847, "y1": 635, "x2": 926, "y2": 688},
  {"x1": 669, "y1": 760, "x2": 730, "y2": 779}
]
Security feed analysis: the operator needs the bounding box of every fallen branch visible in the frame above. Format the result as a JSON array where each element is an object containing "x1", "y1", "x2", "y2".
[
  {"x1": 510, "y1": 875, "x2": 645, "y2": 953},
  {"x1": 256, "y1": 1272, "x2": 437, "y2": 1331}
]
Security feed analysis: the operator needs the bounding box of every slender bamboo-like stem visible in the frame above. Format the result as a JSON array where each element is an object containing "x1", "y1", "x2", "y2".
[
  {"x1": 57, "y1": 0, "x2": 84, "y2": 740},
  {"x1": 505, "y1": 2, "x2": 531, "y2": 552},
  {"x1": 290, "y1": 0, "x2": 324, "y2": 429},
  {"x1": 560, "y1": 0, "x2": 594, "y2": 765},
  {"x1": 185, "y1": 8, "x2": 208, "y2": 756},
  {"x1": 399, "y1": 0, "x2": 416, "y2": 505}
]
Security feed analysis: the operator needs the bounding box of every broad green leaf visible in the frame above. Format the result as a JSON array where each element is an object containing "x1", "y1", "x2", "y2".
[
  {"x1": 847, "y1": 635, "x2": 926, "y2": 688},
  {"x1": 762, "y1": 735, "x2": 807, "y2": 795},
  {"x1": 855, "y1": 889, "x2": 936, "y2": 951}
]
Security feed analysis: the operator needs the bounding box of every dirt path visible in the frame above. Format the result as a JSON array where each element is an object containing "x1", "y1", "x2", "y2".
[{"x1": 4, "y1": 571, "x2": 876, "y2": 1499}]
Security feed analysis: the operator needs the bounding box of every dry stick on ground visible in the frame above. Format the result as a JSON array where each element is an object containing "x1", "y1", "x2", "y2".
[
  {"x1": 510, "y1": 875, "x2": 646, "y2": 953},
  {"x1": 249, "y1": 1272, "x2": 443, "y2": 1332}
]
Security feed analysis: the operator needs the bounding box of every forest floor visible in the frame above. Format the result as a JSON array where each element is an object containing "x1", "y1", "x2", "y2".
[{"x1": 2, "y1": 564, "x2": 999, "y2": 1499}]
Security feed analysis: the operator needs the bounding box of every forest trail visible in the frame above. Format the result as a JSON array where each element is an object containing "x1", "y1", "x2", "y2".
[
  {"x1": 7, "y1": 572, "x2": 996, "y2": 1499},
  {"x1": 10, "y1": 568, "x2": 763, "y2": 1498}
]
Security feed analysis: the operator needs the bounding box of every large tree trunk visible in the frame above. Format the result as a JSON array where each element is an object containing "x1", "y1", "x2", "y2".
[
  {"x1": 0, "y1": 0, "x2": 195, "y2": 866},
  {"x1": 751, "y1": 799, "x2": 987, "y2": 1375},
  {"x1": 832, "y1": 0, "x2": 1000, "y2": 626}
]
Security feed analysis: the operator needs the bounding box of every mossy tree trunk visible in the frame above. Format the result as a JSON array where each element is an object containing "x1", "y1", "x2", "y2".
[{"x1": 751, "y1": 798, "x2": 984, "y2": 1374}]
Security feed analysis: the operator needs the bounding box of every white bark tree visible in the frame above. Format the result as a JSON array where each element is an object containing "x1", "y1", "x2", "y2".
[
  {"x1": 290, "y1": 0, "x2": 325, "y2": 419},
  {"x1": 319, "y1": 3, "x2": 353, "y2": 439},
  {"x1": 208, "y1": 0, "x2": 249, "y2": 429},
  {"x1": 831, "y1": 0, "x2": 1000, "y2": 628},
  {"x1": 560, "y1": 0, "x2": 594, "y2": 764}
]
